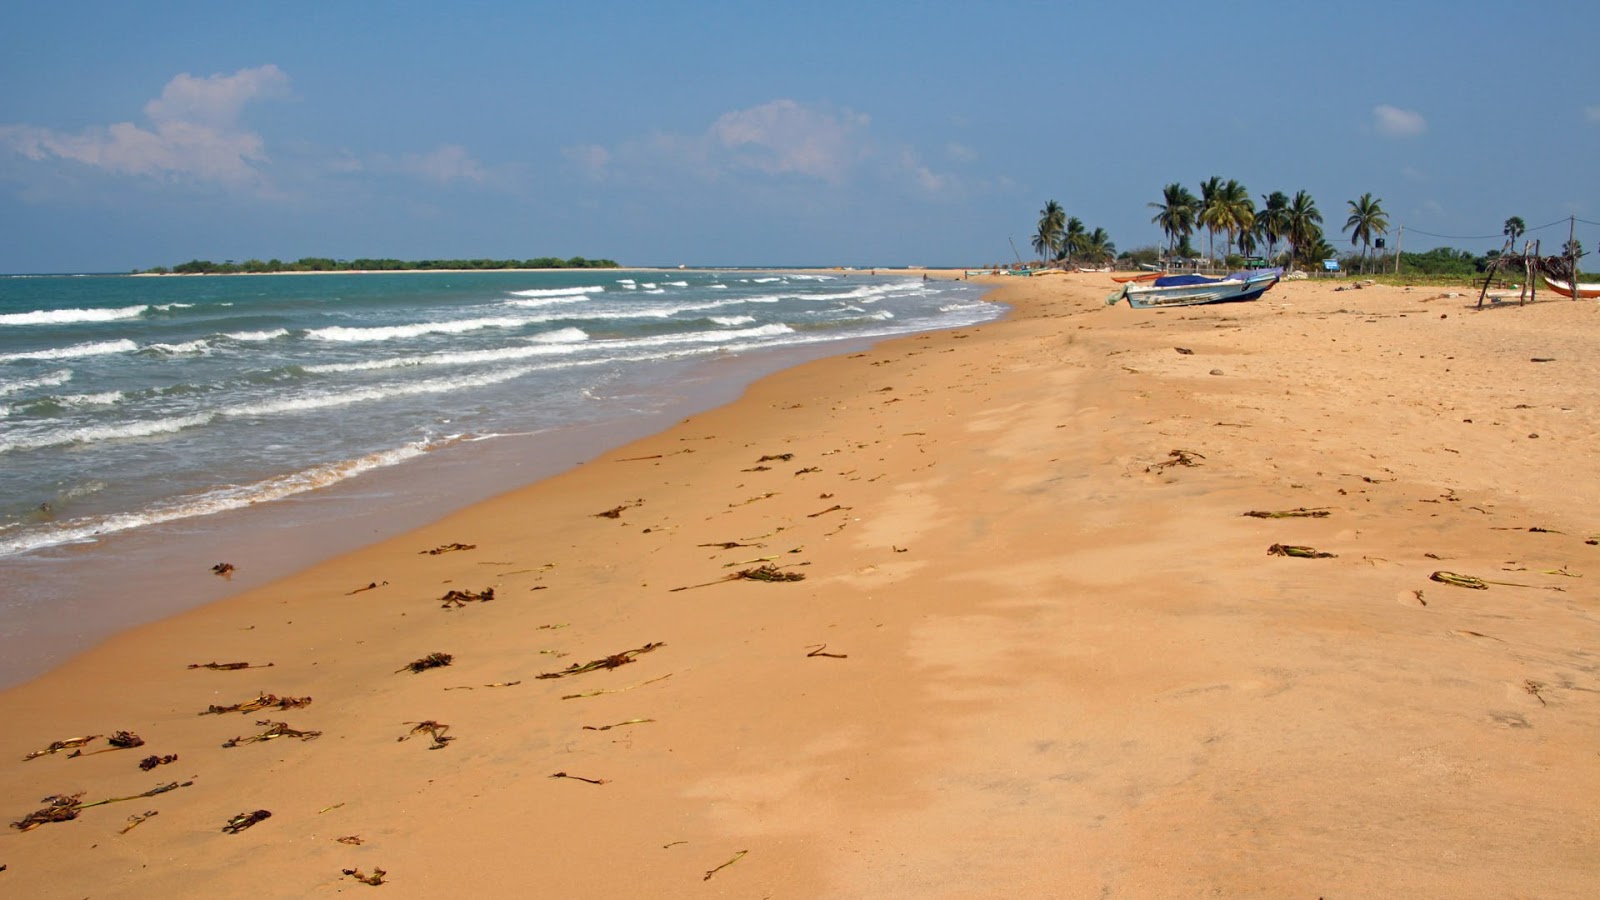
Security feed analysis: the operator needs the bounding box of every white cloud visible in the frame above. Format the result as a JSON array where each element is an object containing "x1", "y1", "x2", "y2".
[
  {"x1": 708, "y1": 99, "x2": 869, "y2": 183},
  {"x1": 1, "y1": 65, "x2": 288, "y2": 186},
  {"x1": 1585, "y1": 105, "x2": 1600, "y2": 123},
  {"x1": 945, "y1": 142, "x2": 978, "y2": 163},
  {"x1": 567, "y1": 99, "x2": 955, "y2": 195},
  {"x1": 1373, "y1": 104, "x2": 1426, "y2": 138},
  {"x1": 373, "y1": 144, "x2": 486, "y2": 184}
]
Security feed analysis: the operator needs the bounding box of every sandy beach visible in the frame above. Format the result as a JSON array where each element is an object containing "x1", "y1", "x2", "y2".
[{"x1": 2, "y1": 272, "x2": 1596, "y2": 897}]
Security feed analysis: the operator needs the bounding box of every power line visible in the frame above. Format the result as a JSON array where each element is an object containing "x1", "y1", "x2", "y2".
[{"x1": 1402, "y1": 217, "x2": 1587, "y2": 242}]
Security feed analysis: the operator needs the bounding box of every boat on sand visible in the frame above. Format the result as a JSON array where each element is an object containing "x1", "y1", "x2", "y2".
[
  {"x1": 1542, "y1": 275, "x2": 1600, "y2": 299},
  {"x1": 1106, "y1": 268, "x2": 1283, "y2": 309}
]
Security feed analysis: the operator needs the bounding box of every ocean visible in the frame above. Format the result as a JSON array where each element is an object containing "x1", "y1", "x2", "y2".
[{"x1": 0, "y1": 268, "x2": 1000, "y2": 684}]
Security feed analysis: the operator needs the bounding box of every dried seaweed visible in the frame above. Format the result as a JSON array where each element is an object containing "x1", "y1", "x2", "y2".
[
  {"x1": 345, "y1": 581, "x2": 388, "y2": 595},
  {"x1": 211, "y1": 562, "x2": 235, "y2": 577},
  {"x1": 1148, "y1": 449, "x2": 1205, "y2": 471},
  {"x1": 138, "y1": 754, "x2": 178, "y2": 771},
  {"x1": 11, "y1": 794, "x2": 83, "y2": 831},
  {"x1": 336, "y1": 834, "x2": 364, "y2": 845},
  {"x1": 735, "y1": 564, "x2": 805, "y2": 582},
  {"x1": 582, "y1": 718, "x2": 655, "y2": 732},
  {"x1": 399, "y1": 721, "x2": 454, "y2": 750},
  {"x1": 538, "y1": 642, "x2": 664, "y2": 679},
  {"x1": 107, "y1": 731, "x2": 145, "y2": 749},
  {"x1": 11, "y1": 781, "x2": 193, "y2": 832},
  {"x1": 594, "y1": 500, "x2": 642, "y2": 519},
  {"x1": 396, "y1": 652, "x2": 453, "y2": 674},
  {"x1": 1242, "y1": 508, "x2": 1331, "y2": 519},
  {"x1": 549, "y1": 771, "x2": 609, "y2": 785},
  {"x1": 1267, "y1": 544, "x2": 1337, "y2": 559},
  {"x1": 200, "y1": 692, "x2": 312, "y2": 715},
  {"x1": 698, "y1": 541, "x2": 762, "y2": 549},
  {"x1": 420, "y1": 542, "x2": 475, "y2": 555},
  {"x1": 807, "y1": 504, "x2": 848, "y2": 518},
  {"x1": 442, "y1": 680, "x2": 522, "y2": 691},
  {"x1": 703, "y1": 849, "x2": 748, "y2": 881},
  {"x1": 1429, "y1": 570, "x2": 1564, "y2": 591},
  {"x1": 562, "y1": 673, "x2": 673, "y2": 700},
  {"x1": 1524, "y1": 680, "x2": 1547, "y2": 706},
  {"x1": 222, "y1": 720, "x2": 322, "y2": 748},
  {"x1": 22, "y1": 735, "x2": 101, "y2": 761},
  {"x1": 794, "y1": 467, "x2": 821, "y2": 476},
  {"x1": 341, "y1": 867, "x2": 387, "y2": 886},
  {"x1": 670, "y1": 563, "x2": 806, "y2": 592},
  {"x1": 188, "y1": 661, "x2": 274, "y2": 671},
  {"x1": 439, "y1": 587, "x2": 494, "y2": 609},
  {"x1": 120, "y1": 810, "x2": 158, "y2": 834},
  {"x1": 222, "y1": 810, "x2": 272, "y2": 834},
  {"x1": 757, "y1": 453, "x2": 794, "y2": 462},
  {"x1": 806, "y1": 644, "x2": 848, "y2": 659}
]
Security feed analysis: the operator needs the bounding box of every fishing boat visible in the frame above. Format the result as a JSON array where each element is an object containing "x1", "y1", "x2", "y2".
[
  {"x1": 1110, "y1": 271, "x2": 1162, "y2": 283},
  {"x1": 1542, "y1": 275, "x2": 1600, "y2": 298},
  {"x1": 1106, "y1": 268, "x2": 1283, "y2": 309}
]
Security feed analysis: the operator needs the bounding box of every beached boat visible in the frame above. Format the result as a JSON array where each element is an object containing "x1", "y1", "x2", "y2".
[
  {"x1": 1110, "y1": 272, "x2": 1162, "y2": 283},
  {"x1": 1542, "y1": 275, "x2": 1600, "y2": 298},
  {"x1": 1106, "y1": 268, "x2": 1283, "y2": 309}
]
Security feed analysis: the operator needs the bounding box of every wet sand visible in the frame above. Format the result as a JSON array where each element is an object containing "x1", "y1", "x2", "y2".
[{"x1": 2, "y1": 273, "x2": 1596, "y2": 897}]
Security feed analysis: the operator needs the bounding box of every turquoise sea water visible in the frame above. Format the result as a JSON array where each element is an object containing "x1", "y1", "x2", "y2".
[{"x1": 0, "y1": 269, "x2": 999, "y2": 683}]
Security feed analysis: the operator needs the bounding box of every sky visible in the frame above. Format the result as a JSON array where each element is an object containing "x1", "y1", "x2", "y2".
[{"x1": 2, "y1": 0, "x2": 1597, "y2": 273}]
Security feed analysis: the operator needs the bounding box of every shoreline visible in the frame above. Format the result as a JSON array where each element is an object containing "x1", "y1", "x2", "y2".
[
  {"x1": 0, "y1": 272, "x2": 989, "y2": 689},
  {"x1": 2, "y1": 273, "x2": 1595, "y2": 895}
]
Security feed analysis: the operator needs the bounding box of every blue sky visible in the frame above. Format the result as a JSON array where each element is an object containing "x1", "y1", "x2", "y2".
[{"x1": 2, "y1": 0, "x2": 1597, "y2": 272}]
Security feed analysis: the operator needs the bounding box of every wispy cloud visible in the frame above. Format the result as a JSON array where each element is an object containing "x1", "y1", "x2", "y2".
[
  {"x1": 2, "y1": 65, "x2": 495, "y2": 196},
  {"x1": 370, "y1": 144, "x2": 487, "y2": 184},
  {"x1": 1372, "y1": 104, "x2": 1427, "y2": 138},
  {"x1": 568, "y1": 99, "x2": 956, "y2": 195},
  {"x1": 1585, "y1": 104, "x2": 1600, "y2": 123},
  {"x1": 1, "y1": 65, "x2": 289, "y2": 186}
]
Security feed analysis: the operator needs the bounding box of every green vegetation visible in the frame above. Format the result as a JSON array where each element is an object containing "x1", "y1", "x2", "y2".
[{"x1": 137, "y1": 256, "x2": 619, "y2": 275}]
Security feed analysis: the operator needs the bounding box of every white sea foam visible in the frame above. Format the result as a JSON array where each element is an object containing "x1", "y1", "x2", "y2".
[
  {"x1": 225, "y1": 328, "x2": 289, "y2": 342},
  {"x1": 0, "y1": 339, "x2": 137, "y2": 362},
  {"x1": 0, "y1": 440, "x2": 438, "y2": 557},
  {"x1": 709, "y1": 315, "x2": 756, "y2": 326},
  {"x1": 59, "y1": 391, "x2": 125, "y2": 408},
  {"x1": 504, "y1": 295, "x2": 594, "y2": 309},
  {"x1": 0, "y1": 413, "x2": 213, "y2": 453},
  {"x1": 507, "y1": 285, "x2": 605, "y2": 298},
  {"x1": 0, "y1": 369, "x2": 73, "y2": 396},
  {"x1": 640, "y1": 283, "x2": 658, "y2": 289},
  {"x1": 146, "y1": 339, "x2": 213, "y2": 355},
  {"x1": 752, "y1": 277, "x2": 781, "y2": 283},
  {"x1": 304, "y1": 329, "x2": 591, "y2": 373},
  {"x1": 307, "y1": 316, "x2": 528, "y2": 342},
  {"x1": 666, "y1": 280, "x2": 688, "y2": 287},
  {"x1": 0, "y1": 305, "x2": 148, "y2": 326}
]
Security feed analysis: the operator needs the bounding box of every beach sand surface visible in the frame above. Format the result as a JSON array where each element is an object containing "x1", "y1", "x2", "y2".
[{"x1": 1, "y1": 273, "x2": 1596, "y2": 897}]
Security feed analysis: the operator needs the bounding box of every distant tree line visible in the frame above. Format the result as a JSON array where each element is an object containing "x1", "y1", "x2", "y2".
[{"x1": 137, "y1": 256, "x2": 619, "y2": 274}]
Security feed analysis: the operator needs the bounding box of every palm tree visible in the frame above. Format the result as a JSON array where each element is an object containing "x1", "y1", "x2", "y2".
[
  {"x1": 1148, "y1": 183, "x2": 1198, "y2": 259},
  {"x1": 1297, "y1": 234, "x2": 1338, "y2": 272},
  {"x1": 1257, "y1": 191, "x2": 1290, "y2": 263},
  {"x1": 1060, "y1": 216, "x2": 1087, "y2": 264},
  {"x1": 1284, "y1": 190, "x2": 1323, "y2": 274},
  {"x1": 1343, "y1": 193, "x2": 1389, "y2": 274},
  {"x1": 1196, "y1": 176, "x2": 1224, "y2": 266},
  {"x1": 1502, "y1": 216, "x2": 1526, "y2": 251},
  {"x1": 1033, "y1": 200, "x2": 1066, "y2": 262},
  {"x1": 1213, "y1": 179, "x2": 1255, "y2": 259},
  {"x1": 1078, "y1": 227, "x2": 1116, "y2": 265}
]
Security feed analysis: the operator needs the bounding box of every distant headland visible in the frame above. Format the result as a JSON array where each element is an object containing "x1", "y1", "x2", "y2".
[{"x1": 133, "y1": 256, "x2": 620, "y2": 275}]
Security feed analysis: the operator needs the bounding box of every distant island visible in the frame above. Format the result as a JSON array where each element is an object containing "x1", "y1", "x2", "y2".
[{"x1": 135, "y1": 256, "x2": 619, "y2": 275}]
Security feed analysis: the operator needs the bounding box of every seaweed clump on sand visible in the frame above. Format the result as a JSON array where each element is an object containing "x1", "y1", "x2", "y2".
[
  {"x1": 200, "y1": 693, "x2": 312, "y2": 715},
  {"x1": 397, "y1": 652, "x2": 453, "y2": 674},
  {"x1": 537, "y1": 643, "x2": 664, "y2": 679}
]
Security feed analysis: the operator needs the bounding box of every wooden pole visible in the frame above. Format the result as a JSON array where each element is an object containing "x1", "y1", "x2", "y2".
[
  {"x1": 1568, "y1": 217, "x2": 1577, "y2": 300},
  {"x1": 1394, "y1": 225, "x2": 1403, "y2": 275}
]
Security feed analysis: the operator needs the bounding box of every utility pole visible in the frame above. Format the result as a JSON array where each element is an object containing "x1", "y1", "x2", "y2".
[{"x1": 1394, "y1": 225, "x2": 1403, "y2": 275}]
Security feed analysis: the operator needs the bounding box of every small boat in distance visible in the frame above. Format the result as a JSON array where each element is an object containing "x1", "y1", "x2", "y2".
[
  {"x1": 1110, "y1": 271, "x2": 1163, "y2": 283},
  {"x1": 1542, "y1": 275, "x2": 1600, "y2": 299},
  {"x1": 1106, "y1": 268, "x2": 1283, "y2": 309}
]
